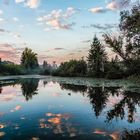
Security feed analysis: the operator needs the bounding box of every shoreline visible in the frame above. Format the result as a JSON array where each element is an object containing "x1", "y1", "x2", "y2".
[{"x1": 0, "y1": 75, "x2": 140, "y2": 89}]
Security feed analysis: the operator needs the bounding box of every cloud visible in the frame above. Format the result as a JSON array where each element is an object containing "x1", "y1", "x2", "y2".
[
  {"x1": 0, "y1": 28, "x2": 21, "y2": 39},
  {"x1": 0, "y1": 43, "x2": 25, "y2": 63},
  {"x1": 82, "y1": 40, "x2": 91, "y2": 43},
  {"x1": 38, "y1": 54, "x2": 54, "y2": 59},
  {"x1": 45, "y1": 48, "x2": 65, "y2": 52},
  {"x1": 37, "y1": 7, "x2": 77, "y2": 31},
  {"x1": 82, "y1": 23, "x2": 118, "y2": 31},
  {"x1": 38, "y1": 54, "x2": 55, "y2": 63},
  {"x1": 106, "y1": 0, "x2": 131, "y2": 11},
  {"x1": 0, "y1": 18, "x2": 4, "y2": 22},
  {"x1": 52, "y1": 48, "x2": 62, "y2": 50},
  {"x1": 15, "y1": 0, "x2": 40, "y2": 9},
  {"x1": 15, "y1": 0, "x2": 25, "y2": 3},
  {"x1": 0, "y1": 10, "x2": 3, "y2": 15},
  {"x1": 13, "y1": 17, "x2": 19, "y2": 22},
  {"x1": 68, "y1": 53, "x2": 75, "y2": 56},
  {"x1": 10, "y1": 105, "x2": 22, "y2": 112},
  {"x1": 89, "y1": 7, "x2": 107, "y2": 13},
  {"x1": 26, "y1": 0, "x2": 40, "y2": 9},
  {"x1": 90, "y1": 23, "x2": 118, "y2": 30},
  {"x1": 89, "y1": 0, "x2": 131, "y2": 14},
  {"x1": 0, "y1": 29, "x2": 5, "y2": 32},
  {"x1": 106, "y1": 1, "x2": 119, "y2": 10}
]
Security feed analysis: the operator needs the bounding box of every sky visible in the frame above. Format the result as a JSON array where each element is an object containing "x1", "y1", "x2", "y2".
[{"x1": 0, "y1": 0, "x2": 139, "y2": 64}]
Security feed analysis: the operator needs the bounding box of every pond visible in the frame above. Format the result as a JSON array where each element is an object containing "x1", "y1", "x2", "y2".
[{"x1": 0, "y1": 76, "x2": 140, "y2": 140}]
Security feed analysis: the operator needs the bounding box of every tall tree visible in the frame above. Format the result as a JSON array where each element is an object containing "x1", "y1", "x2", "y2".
[
  {"x1": 21, "y1": 48, "x2": 38, "y2": 69},
  {"x1": 104, "y1": 4, "x2": 140, "y2": 75},
  {"x1": 87, "y1": 35, "x2": 107, "y2": 77}
]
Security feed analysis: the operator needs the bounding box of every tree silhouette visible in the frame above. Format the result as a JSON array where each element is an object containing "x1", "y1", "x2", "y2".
[
  {"x1": 106, "y1": 90, "x2": 140, "y2": 123},
  {"x1": 21, "y1": 48, "x2": 39, "y2": 69},
  {"x1": 87, "y1": 35, "x2": 107, "y2": 77},
  {"x1": 87, "y1": 87, "x2": 109, "y2": 117},
  {"x1": 20, "y1": 78, "x2": 39, "y2": 101},
  {"x1": 104, "y1": 4, "x2": 140, "y2": 76}
]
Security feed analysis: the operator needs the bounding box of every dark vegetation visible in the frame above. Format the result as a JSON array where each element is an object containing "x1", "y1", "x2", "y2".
[
  {"x1": 0, "y1": 4, "x2": 139, "y2": 79},
  {"x1": 0, "y1": 48, "x2": 40, "y2": 75}
]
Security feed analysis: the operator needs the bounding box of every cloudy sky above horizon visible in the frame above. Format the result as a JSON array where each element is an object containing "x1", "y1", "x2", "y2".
[{"x1": 0, "y1": 0, "x2": 139, "y2": 64}]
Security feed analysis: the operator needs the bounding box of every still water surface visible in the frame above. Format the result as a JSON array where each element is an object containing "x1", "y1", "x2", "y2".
[{"x1": 0, "y1": 76, "x2": 140, "y2": 140}]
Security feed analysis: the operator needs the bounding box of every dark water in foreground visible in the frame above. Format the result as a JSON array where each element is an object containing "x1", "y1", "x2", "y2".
[{"x1": 0, "y1": 77, "x2": 140, "y2": 140}]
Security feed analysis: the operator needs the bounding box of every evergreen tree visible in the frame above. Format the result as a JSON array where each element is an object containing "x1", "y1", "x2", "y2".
[{"x1": 87, "y1": 36, "x2": 107, "y2": 77}]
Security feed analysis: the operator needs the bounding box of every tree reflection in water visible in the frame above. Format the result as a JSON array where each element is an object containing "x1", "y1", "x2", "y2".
[
  {"x1": 87, "y1": 87, "x2": 109, "y2": 117},
  {"x1": 60, "y1": 83, "x2": 87, "y2": 96},
  {"x1": 122, "y1": 129, "x2": 140, "y2": 140},
  {"x1": 0, "y1": 79, "x2": 39, "y2": 101},
  {"x1": 20, "y1": 78, "x2": 39, "y2": 101},
  {"x1": 106, "y1": 91, "x2": 140, "y2": 123},
  {"x1": 60, "y1": 83, "x2": 140, "y2": 139},
  {"x1": 60, "y1": 83, "x2": 140, "y2": 123}
]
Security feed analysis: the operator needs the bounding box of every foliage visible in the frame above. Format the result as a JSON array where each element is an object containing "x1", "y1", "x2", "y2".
[
  {"x1": 87, "y1": 35, "x2": 107, "y2": 77},
  {"x1": 58, "y1": 59, "x2": 87, "y2": 77},
  {"x1": 105, "y1": 56, "x2": 124, "y2": 79},
  {"x1": 21, "y1": 48, "x2": 39, "y2": 69},
  {"x1": 103, "y1": 4, "x2": 140, "y2": 76},
  {"x1": 42, "y1": 68, "x2": 51, "y2": 75},
  {"x1": 0, "y1": 63, "x2": 24, "y2": 75},
  {"x1": 121, "y1": 129, "x2": 140, "y2": 140},
  {"x1": 127, "y1": 75, "x2": 140, "y2": 84}
]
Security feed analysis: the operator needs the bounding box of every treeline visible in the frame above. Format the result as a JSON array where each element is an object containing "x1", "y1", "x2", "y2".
[
  {"x1": 0, "y1": 48, "x2": 40, "y2": 75},
  {"x1": 0, "y1": 63, "x2": 24, "y2": 75},
  {"x1": 50, "y1": 4, "x2": 140, "y2": 79}
]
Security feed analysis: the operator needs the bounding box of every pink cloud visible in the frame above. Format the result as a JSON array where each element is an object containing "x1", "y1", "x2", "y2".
[{"x1": 0, "y1": 43, "x2": 25, "y2": 63}]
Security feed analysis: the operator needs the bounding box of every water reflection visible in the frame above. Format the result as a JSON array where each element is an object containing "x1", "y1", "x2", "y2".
[
  {"x1": 93, "y1": 129, "x2": 120, "y2": 140},
  {"x1": 0, "y1": 78, "x2": 39, "y2": 101},
  {"x1": 58, "y1": 83, "x2": 140, "y2": 139},
  {"x1": 0, "y1": 78, "x2": 140, "y2": 140},
  {"x1": 60, "y1": 83, "x2": 87, "y2": 94},
  {"x1": 21, "y1": 78, "x2": 39, "y2": 101},
  {"x1": 122, "y1": 129, "x2": 140, "y2": 140},
  {"x1": 106, "y1": 91, "x2": 140, "y2": 123},
  {"x1": 59, "y1": 83, "x2": 140, "y2": 123},
  {"x1": 87, "y1": 87, "x2": 109, "y2": 117}
]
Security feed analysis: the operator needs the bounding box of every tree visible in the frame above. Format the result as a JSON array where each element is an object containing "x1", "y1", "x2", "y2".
[
  {"x1": 58, "y1": 58, "x2": 87, "y2": 77},
  {"x1": 104, "y1": 4, "x2": 140, "y2": 76},
  {"x1": 21, "y1": 48, "x2": 38, "y2": 69},
  {"x1": 20, "y1": 78, "x2": 39, "y2": 101},
  {"x1": 43, "y1": 60, "x2": 48, "y2": 69},
  {"x1": 106, "y1": 55, "x2": 124, "y2": 79},
  {"x1": 87, "y1": 35, "x2": 107, "y2": 77}
]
